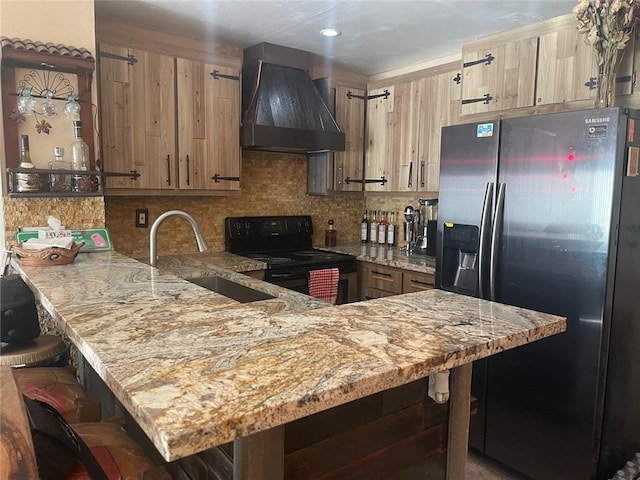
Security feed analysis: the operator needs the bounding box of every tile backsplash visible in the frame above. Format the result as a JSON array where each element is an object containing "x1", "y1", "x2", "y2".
[{"x1": 106, "y1": 151, "x2": 367, "y2": 258}]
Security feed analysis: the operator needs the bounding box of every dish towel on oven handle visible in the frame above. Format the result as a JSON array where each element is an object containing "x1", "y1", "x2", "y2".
[{"x1": 308, "y1": 268, "x2": 340, "y2": 304}]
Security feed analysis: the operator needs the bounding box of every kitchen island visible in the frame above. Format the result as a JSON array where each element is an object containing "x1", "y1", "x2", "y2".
[{"x1": 12, "y1": 250, "x2": 566, "y2": 480}]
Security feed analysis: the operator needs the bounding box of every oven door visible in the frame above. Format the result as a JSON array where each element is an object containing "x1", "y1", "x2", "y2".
[{"x1": 267, "y1": 270, "x2": 357, "y2": 304}]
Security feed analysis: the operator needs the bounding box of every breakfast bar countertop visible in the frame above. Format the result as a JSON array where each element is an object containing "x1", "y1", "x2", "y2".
[{"x1": 12, "y1": 250, "x2": 565, "y2": 467}]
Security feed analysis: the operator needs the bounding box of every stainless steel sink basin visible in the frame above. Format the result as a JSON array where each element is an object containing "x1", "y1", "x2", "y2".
[{"x1": 184, "y1": 276, "x2": 275, "y2": 303}]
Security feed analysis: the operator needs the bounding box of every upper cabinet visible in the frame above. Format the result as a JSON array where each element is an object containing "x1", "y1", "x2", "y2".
[
  {"x1": 365, "y1": 62, "x2": 460, "y2": 193},
  {"x1": 364, "y1": 85, "x2": 395, "y2": 192},
  {"x1": 459, "y1": 13, "x2": 637, "y2": 116},
  {"x1": 100, "y1": 45, "x2": 176, "y2": 190},
  {"x1": 536, "y1": 25, "x2": 635, "y2": 105},
  {"x1": 460, "y1": 36, "x2": 538, "y2": 116},
  {"x1": 97, "y1": 29, "x2": 241, "y2": 195},
  {"x1": 332, "y1": 84, "x2": 366, "y2": 192},
  {"x1": 176, "y1": 59, "x2": 240, "y2": 191}
]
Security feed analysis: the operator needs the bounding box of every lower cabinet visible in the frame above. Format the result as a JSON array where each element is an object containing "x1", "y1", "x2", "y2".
[{"x1": 359, "y1": 261, "x2": 434, "y2": 300}]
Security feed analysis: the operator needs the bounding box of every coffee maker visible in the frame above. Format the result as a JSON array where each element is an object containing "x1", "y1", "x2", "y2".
[{"x1": 414, "y1": 198, "x2": 437, "y2": 256}]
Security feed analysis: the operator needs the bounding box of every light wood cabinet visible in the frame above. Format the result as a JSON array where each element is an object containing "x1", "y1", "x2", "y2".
[
  {"x1": 460, "y1": 37, "x2": 538, "y2": 116},
  {"x1": 359, "y1": 261, "x2": 434, "y2": 300},
  {"x1": 365, "y1": 62, "x2": 460, "y2": 194},
  {"x1": 176, "y1": 59, "x2": 240, "y2": 191},
  {"x1": 333, "y1": 85, "x2": 366, "y2": 192},
  {"x1": 536, "y1": 25, "x2": 635, "y2": 105},
  {"x1": 364, "y1": 85, "x2": 395, "y2": 192},
  {"x1": 99, "y1": 44, "x2": 241, "y2": 193},
  {"x1": 100, "y1": 45, "x2": 176, "y2": 190}
]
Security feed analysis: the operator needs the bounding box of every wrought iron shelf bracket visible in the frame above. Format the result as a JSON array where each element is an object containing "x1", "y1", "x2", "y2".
[
  {"x1": 210, "y1": 70, "x2": 240, "y2": 81},
  {"x1": 463, "y1": 54, "x2": 495, "y2": 69},
  {"x1": 212, "y1": 174, "x2": 240, "y2": 183},
  {"x1": 344, "y1": 176, "x2": 387, "y2": 185},
  {"x1": 462, "y1": 94, "x2": 493, "y2": 105},
  {"x1": 99, "y1": 51, "x2": 138, "y2": 65},
  {"x1": 347, "y1": 89, "x2": 390, "y2": 101}
]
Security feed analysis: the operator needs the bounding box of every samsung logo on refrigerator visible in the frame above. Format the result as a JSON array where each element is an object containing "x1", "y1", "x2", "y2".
[{"x1": 585, "y1": 116, "x2": 611, "y2": 124}]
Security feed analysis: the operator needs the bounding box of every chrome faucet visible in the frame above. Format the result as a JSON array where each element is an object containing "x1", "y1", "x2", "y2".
[{"x1": 149, "y1": 210, "x2": 209, "y2": 267}]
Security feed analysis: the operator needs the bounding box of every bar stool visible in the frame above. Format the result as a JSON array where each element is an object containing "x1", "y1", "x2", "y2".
[
  {"x1": 13, "y1": 366, "x2": 101, "y2": 423},
  {"x1": 0, "y1": 335, "x2": 69, "y2": 368},
  {"x1": 0, "y1": 366, "x2": 169, "y2": 480}
]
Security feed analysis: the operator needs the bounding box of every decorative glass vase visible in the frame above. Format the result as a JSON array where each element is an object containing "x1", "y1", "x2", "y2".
[{"x1": 596, "y1": 71, "x2": 615, "y2": 109}]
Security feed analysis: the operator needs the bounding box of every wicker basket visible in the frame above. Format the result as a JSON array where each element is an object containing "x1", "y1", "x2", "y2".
[{"x1": 11, "y1": 242, "x2": 84, "y2": 266}]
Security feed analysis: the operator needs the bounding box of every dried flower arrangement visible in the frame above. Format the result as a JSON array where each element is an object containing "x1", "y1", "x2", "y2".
[{"x1": 574, "y1": 0, "x2": 637, "y2": 106}]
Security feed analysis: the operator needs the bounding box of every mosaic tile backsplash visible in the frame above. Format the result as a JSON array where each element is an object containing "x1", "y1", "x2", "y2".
[{"x1": 105, "y1": 151, "x2": 368, "y2": 258}]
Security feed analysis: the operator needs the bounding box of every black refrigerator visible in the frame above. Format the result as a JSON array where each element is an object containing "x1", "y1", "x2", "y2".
[{"x1": 435, "y1": 107, "x2": 640, "y2": 480}]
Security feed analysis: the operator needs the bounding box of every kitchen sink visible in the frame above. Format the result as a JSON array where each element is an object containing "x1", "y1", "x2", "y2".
[{"x1": 184, "y1": 276, "x2": 275, "y2": 303}]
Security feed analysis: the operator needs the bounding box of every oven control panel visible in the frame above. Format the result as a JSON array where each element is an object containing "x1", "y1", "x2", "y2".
[{"x1": 225, "y1": 216, "x2": 314, "y2": 245}]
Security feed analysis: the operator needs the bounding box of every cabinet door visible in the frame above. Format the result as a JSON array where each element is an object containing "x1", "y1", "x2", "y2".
[
  {"x1": 333, "y1": 85, "x2": 365, "y2": 192},
  {"x1": 394, "y1": 78, "x2": 425, "y2": 193},
  {"x1": 461, "y1": 37, "x2": 537, "y2": 115},
  {"x1": 536, "y1": 26, "x2": 597, "y2": 105},
  {"x1": 100, "y1": 45, "x2": 176, "y2": 190},
  {"x1": 365, "y1": 86, "x2": 395, "y2": 192},
  {"x1": 176, "y1": 59, "x2": 240, "y2": 191},
  {"x1": 537, "y1": 25, "x2": 635, "y2": 105},
  {"x1": 421, "y1": 66, "x2": 461, "y2": 193}
]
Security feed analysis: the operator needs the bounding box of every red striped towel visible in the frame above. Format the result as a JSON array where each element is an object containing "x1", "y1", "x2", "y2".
[{"x1": 308, "y1": 268, "x2": 339, "y2": 304}]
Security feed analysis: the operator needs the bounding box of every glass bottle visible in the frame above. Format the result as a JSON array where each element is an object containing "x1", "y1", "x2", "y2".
[
  {"x1": 378, "y1": 210, "x2": 387, "y2": 245},
  {"x1": 70, "y1": 120, "x2": 90, "y2": 192},
  {"x1": 369, "y1": 210, "x2": 378, "y2": 244},
  {"x1": 361, "y1": 210, "x2": 369, "y2": 244},
  {"x1": 387, "y1": 211, "x2": 396, "y2": 247},
  {"x1": 49, "y1": 147, "x2": 71, "y2": 192},
  {"x1": 324, "y1": 219, "x2": 337, "y2": 247},
  {"x1": 16, "y1": 134, "x2": 39, "y2": 193}
]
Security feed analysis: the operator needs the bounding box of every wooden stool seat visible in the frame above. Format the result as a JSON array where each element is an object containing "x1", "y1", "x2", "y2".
[
  {"x1": 0, "y1": 335, "x2": 68, "y2": 367},
  {"x1": 13, "y1": 366, "x2": 101, "y2": 423},
  {"x1": 0, "y1": 366, "x2": 168, "y2": 480}
]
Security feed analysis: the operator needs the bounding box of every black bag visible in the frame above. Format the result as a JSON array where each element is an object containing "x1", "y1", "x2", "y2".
[
  {"x1": 23, "y1": 395, "x2": 107, "y2": 480},
  {"x1": 0, "y1": 274, "x2": 40, "y2": 343}
]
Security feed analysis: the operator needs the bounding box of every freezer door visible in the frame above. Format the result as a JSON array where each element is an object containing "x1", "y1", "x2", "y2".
[
  {"x1": 436, "y1": 121, "x2": 499, "y2": 288},
  {"x1": 485, "y1": 108, "x2": 624, "y2": 480},
  {"x1": 436, "y1": 120, "x2": 499, "y2": 450}
]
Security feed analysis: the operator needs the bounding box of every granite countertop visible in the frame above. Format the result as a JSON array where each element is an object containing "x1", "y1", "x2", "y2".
[
  {"x1": 320, "y1": 243, "x2": 436, "y2": 274},
  {"x1": 13, "y1": 250, "x2": 565, "y2": 463}
]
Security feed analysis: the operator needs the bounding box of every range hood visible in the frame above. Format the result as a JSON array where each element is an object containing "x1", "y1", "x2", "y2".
[{"x1": 241, "y1": 43, "x2": 345, "y2": 154}]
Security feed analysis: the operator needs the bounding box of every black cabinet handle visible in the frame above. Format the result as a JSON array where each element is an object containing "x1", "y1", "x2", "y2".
[
  {"x1": 166, "y1": 155, "x2": 171, "y2": 186},
  {"x1": 186, "y1": 155, "x2": 190, "y2": 186}
]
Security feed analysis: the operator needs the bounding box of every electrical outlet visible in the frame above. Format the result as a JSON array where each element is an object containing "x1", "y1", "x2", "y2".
[{"x1": 135, "y1": 209, "x2": 148, "y2": 228}]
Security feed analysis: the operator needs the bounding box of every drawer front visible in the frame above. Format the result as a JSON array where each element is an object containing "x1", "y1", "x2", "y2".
[
  {"x1": 403, "y1": 271, "x2": 435, "y2": 293},
  {"x1": 364, "y1": 287, "x2": 396, "y2": 300},
  {"x1": 365, "y1": 264, "x2": 403, "y2": 294}
]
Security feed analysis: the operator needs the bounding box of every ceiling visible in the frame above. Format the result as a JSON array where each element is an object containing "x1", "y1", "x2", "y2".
[{"x1": 95, "y1": 0, "x2": 577, "y2": 76}]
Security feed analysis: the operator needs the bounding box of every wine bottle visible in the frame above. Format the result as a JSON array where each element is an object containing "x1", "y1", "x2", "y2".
[
  {"x1": 378, "y1": 210, "x2": 387, "y2": 245},
  {"x1": 369, "y1": 210, "x2": 378, "y2": 244},
  {"x1": 16, "y1": 134, "x2": 39, "y2": 193},
  {"x1": 361, "y1": 210, "x2": 369, "y2": 244},
  {"x1": 387, "y1": 211, "x2": 396, "y2": 247}
]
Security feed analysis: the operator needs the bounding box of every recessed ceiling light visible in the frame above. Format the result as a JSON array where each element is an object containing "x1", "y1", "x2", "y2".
[{"x1": 321, "y1": 28, "x2": 341, "y2": 37}]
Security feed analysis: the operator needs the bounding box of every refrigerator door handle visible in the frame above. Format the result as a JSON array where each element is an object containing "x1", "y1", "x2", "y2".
[
  {"x1": 478, "y1": 182, "x2": 494, "y2": 299},
  {"x1": 490, "y1": 182, "x2": 506, "y2": 301}
]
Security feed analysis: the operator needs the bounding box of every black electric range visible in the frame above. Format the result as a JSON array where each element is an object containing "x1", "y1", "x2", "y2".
[{"x1": 225, "y1": 216, "x2": 357, "y2": 303}]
